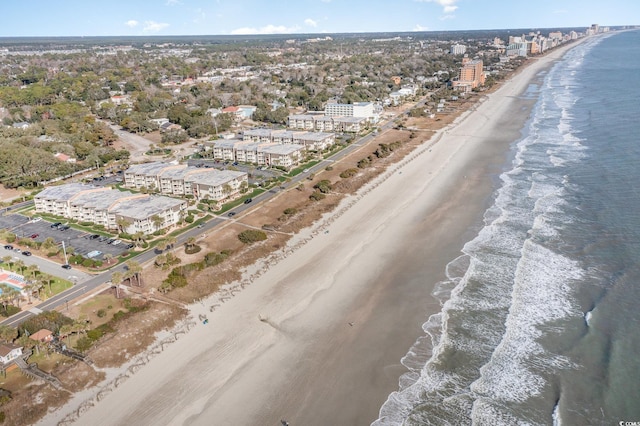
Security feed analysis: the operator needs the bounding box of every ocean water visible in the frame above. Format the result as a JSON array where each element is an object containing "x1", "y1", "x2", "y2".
[{"x1": 374, "y1": 30, "x2": 640, "y2": 426}]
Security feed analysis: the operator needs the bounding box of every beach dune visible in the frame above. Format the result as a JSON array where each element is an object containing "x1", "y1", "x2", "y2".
[{"x1": 42, "y1": 41, "x2": 581, "y2": 426}]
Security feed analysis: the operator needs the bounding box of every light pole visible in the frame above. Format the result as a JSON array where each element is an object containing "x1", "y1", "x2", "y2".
[{"x1": 61, "y1": 241, "x2": 69, "y2": 266}]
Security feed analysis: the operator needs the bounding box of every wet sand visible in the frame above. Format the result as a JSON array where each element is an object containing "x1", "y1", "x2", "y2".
[{"x1": 40, "y1": 40, "x2": 586, "y2": 426}]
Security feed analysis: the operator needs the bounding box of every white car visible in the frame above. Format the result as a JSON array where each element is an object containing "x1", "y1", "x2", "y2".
[
  {"x1": 30, "y1": 217, "x2": 42, "y2": 222},
  {"x1": 111, "y1": 239, "x2": 121, "y2": 246}
]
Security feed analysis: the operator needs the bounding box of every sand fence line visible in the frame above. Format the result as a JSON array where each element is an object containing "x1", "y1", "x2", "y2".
[{"x1": 53, "y1": 93, "x2": 491, "y2": 426}]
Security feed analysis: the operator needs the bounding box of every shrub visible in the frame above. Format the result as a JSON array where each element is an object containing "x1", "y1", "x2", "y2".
[
  {"x1": 309, "y1": 191, "x2": 326, "y2": 201},
  {"x1": 325, "y1": 165, "x2": 334, "y2": 171},
  {"x1": 75, "y1": 336, "x2": 94, "y2": 352},
  {"x1": 357, "y1": 157, "x2": 372, "y2": 168},
  {"x1": 163, "y1": 267, "x2": 188, "y2": 288},
  {"x1": 283, "y1": 207, "x2": 297, "y2": 215},
  {"x1": 313, "y1": 180, "x2": 332, "y2": 194},
  {"x1": 340, "y1": 168, "x2": 358, "y2": 178},
  {"x1": 96, "y1": 309, "x2": 107, "y2": 318},
  {"x1": 184, "y1": 244, "x2": 201, "y2": 254},
  {"x1": 203, "y1": 250, "x2": 230, "y2": 267},
  {"x1": 238, "y1": 229, "x2": 267, "y2": 244},
  {"x1": 185, "y1": 215, "x2": 194, "y2": 224},
  {"x1": 0, "y1": 305, "x2": 20, "y2": 318}
]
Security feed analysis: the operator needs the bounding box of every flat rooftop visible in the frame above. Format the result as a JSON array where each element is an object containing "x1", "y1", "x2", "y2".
[
  {"x1": 112, "y1": 195, "x2": 185, "y2": 220},
  {"x1": 35, "y1": 183, "x2": 98, "y2": 201}
]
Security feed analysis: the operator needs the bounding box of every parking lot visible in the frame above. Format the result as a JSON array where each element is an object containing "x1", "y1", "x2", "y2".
[{"x1": 0, "y1": 214, "x2": 131, "y2": 261}]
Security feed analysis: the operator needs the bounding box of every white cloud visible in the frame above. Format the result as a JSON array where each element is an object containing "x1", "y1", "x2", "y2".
[
  {"x1": 166, "y1": 0, "x2": 181, "y2": 5},
  {"x1": 439, "y1": 14, "x2": 456, "y2": 21},
  {"x1": 231, "y1": 24, "x2": 300, "y2": 35},
  {"x1": 125, "y1": 20, "x2": 139, "y2": 28},
  {"x1": 143, "y1": 21, "x2": 170, "y2": 33},
  {"x1": 416, "y1": 0, "x2": 459, "y2": 13},
  {"x1": 413, "y1": 24, "x2": 429, "y2": 31},
  {"x1": 305, "y1": 18, "x2": 318, "y2": 28}
]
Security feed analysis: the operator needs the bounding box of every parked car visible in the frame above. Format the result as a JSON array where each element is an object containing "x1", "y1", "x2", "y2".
[
  {"x1": 106, "y1": 238, "x2": 115, "y2": 244},
  {"x1": 61, "y1": 264, "x2": 72, "y2": 270},
  {"x1": 244, "y1": 198, "x2": 253, "y2": 204},
  {"x1": 228, "y1": 212, "x2": 237, "y2": 217},
  {"x1": 4, "y1": 245, "x2": 13, "y2": 250},
  {"x1": 51, "y1": 222, "x2": 62, "y2": 228},
  {"x1": 58, "y1": 225, "x2": 70, "y2": 231},
  {"x1": 21, "y1": 251, "x2": 32, "y2": 256},
  {"x1": 30, "y1": 217, "x2": 42, "y2": 222},
  {"x1": 89, "y1": 234, "x2": 100, "y2": 239},
  {"x1": 111, "y1": 240, "x2": 121, "y2": 246},
  {"x1": 30, "y1": 233, "x2": 39, "y2": 239},
  {"x1": 126, "y1": 243, "x2": 135, "y2": 249}
]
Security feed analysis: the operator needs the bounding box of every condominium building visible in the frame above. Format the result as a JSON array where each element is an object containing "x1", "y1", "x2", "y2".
[
  {"x1": 452, "y1": 58, "x2": 485, "y2": 92},
  {"x1": 205, "y1": 139, "x2": 304, "y2": 168},
  {"x1": 324, "y1": 101, "x2": 375, "y2": 119},
  {"x1": 34, "y1": 183, "x2": 187, "y2": 234},
  {"x1": 242, "y1": 128, "x2": 335, "y2": 151},
  {"x1": 450, "y1": 44, "x2": 467, "y2": 55},
  {"x1": 287, "y1": 113, "x2": 368, "y2": 132},
  {"x1": 123, "y1": 162, "x2": 248, "y2": 201}
]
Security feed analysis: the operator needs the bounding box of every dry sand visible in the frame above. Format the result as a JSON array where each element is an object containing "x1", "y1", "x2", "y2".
[{"x1": 40, "y1": 40, "x2": 584, "y2": 426}]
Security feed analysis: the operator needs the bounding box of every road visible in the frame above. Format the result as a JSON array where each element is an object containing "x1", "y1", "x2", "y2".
[{"x1": 0, "y1": 109, "x2": 410, "y2": 328}]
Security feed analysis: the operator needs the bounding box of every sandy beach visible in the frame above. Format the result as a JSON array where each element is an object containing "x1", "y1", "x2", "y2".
[{"x1": 39, "y1": 40, "x2": 584, "y2": 426}]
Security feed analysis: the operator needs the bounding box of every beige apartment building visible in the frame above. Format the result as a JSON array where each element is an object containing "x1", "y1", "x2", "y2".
[
  {"x1": 124, "y1": 162, "x2": 248, "y2": 202},
  {"x1": 205, "y1": 139, "x2": 304, "y2": 168},
  {"x1": 34, "y1": 183, "x2": 187, "y2": 234}
]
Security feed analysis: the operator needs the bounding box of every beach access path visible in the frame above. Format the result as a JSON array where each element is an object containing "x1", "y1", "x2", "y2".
[{"x1": 40, "y1": 38, "x2": 587, "y2": 426}]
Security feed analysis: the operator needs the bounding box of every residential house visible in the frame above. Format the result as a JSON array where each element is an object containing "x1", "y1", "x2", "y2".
[
  {"x1": 0, "y1": 343, "x2": 22, "y2": 365},
  {"x1": 30, "y1": 329, "x2": 54, "y2": 344}
]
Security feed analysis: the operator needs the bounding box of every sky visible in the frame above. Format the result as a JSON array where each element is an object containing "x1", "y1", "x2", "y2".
[{"x1": 0, "y1": 0, "x2": 638, "y2": 37}]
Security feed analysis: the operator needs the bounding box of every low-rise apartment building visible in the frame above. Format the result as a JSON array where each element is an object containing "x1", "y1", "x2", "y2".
[
  {"x1": 243, "y1": 128, "x2": 335, "y2": 151},
  {"x1": 124, "y1": 162, "x2": 248, "y2": 202},
  {"x1": 204, "y1": 139, "x2": 304, "y2": 168},
  {"x1": 34, "y1": 184, "x2": 187, "y2": 234}
]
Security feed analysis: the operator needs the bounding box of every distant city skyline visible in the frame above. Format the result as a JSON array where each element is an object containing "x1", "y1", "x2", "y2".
[{"x1": 1, "y1": 0, "x2": 637, "y2": 37}]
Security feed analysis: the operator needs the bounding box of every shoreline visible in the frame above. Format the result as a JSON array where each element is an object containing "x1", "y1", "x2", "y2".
[{"x1": 39, "y1": 39, "x2": 587, "y2": 426}]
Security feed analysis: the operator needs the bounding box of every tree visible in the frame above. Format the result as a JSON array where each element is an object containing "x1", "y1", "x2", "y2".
[
  {"x1": 16, "y1": 334, "x2": 37, "y2": 354},
  {"x1": 125, "y1": 260, "x2": 142, "y2": 287},
  {"x1": 0, "y1": 325, "x2": 17, "y2": 343},
  {"x1": 59, "y1": 324, "x2": 73, "y2": 345},
  {"x1": 185, "y1": 237, "x2": 196, "y2": 251},
  {"x1": 13, "y1": 260, "x2": 25, "y2": 276},
  {"x1": 116, "y1": 217, "x2": 130, "y2": 233},
  {"x1": 132, "y1": 231, "x2": 146, "y2": 248},
  {"x1": 40, "y1": 273, "x2": 54, "y2": 297},
  {"x1": 25, "y1": 264, "x2": 40, "y2": 281},
  {"x1": 154, "y1": 254, "x2": 167, "y2": 269},
  {"x1": 103, "y1": 253, "x2": 114, "y2": 265},
  {"x1": 151, "y1": 214, "x2": 163, "y2": 231},
  {"x1": 111, "y1": 271, "x2": 123, "y2": 298}
]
